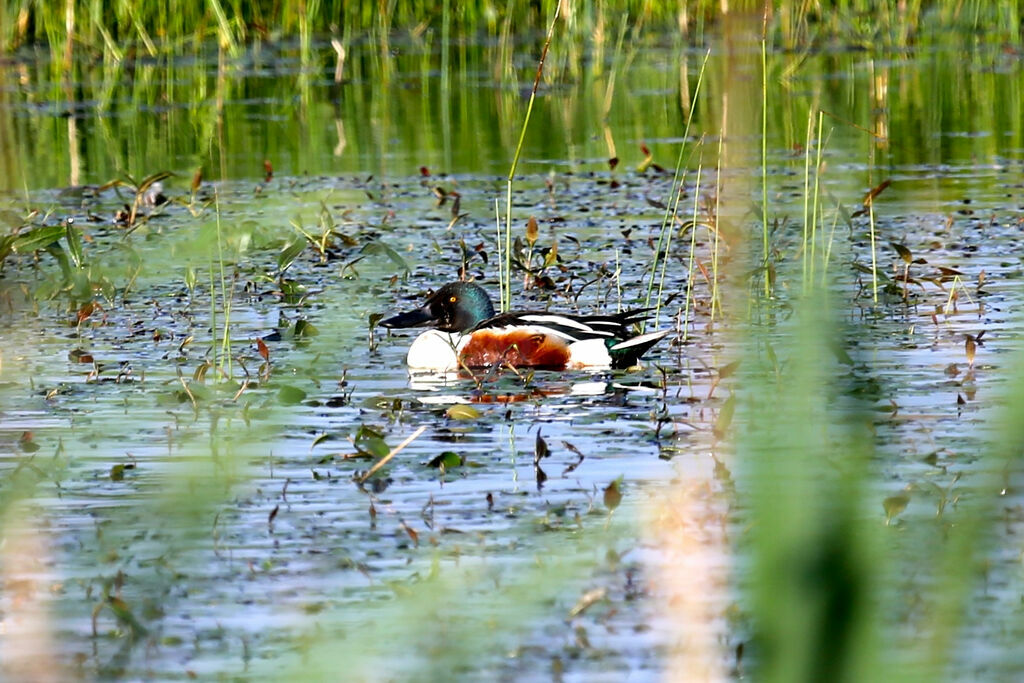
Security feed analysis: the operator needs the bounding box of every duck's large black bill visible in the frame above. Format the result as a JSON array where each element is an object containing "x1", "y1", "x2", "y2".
[{"x1": 380, "y1": 305, "x2": 436, "y2": 329}]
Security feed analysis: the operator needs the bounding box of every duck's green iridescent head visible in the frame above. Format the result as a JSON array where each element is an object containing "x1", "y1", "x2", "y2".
[{"x1": 381, "y1": 281, "x2": 495, "y2": 333}]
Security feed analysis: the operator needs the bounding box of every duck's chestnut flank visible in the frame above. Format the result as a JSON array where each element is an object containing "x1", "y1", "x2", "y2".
[{"x1": 459, "y1": 330, "x2": 572, "y2": 370}]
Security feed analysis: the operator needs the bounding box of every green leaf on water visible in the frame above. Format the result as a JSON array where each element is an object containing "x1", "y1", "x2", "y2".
[
  {"x1": 277, "y1": 235, "x2": 307, "y2": 273},
  {"x1": 361, "y1": 239, "x2": 410, "y2": 273},
  {"x1": 65, "y1": 220, "x2": 84, "y2": 268},
  {"x1": 137, "y1": 170, "x2": 174, "y2": 195},
  {"x1": 354, "y1": 425, "x2": 389, "y2": 458},
  {"x1": 542, "y1": 243, "x2": 559, "y2": 268},
  {"x1": 428, "y1": 451, "x2": 463, "y2": 469},
  {"x1": 446, "y1": 404, "x2": 480, "y2": 420},
  {"x1": 293, "y1": 319, "x2": 319, "y2": 337},
  {"x1": 184, "y1": 266, "x2": 198, "y2": 293},
  {"x1": 105, "y1": 595, "x2": 149, "y2": 637},
  {"x1": 279, "y1": 279, "x2": 308, "y2": 302},
  {"x1": 713, "y1": 394, "x2": 736, "y2": 440},
  {"x1": 0, "y1": 208, "x2": 24, "y2": 229},
  {"x1": 12, "y1": 224, "x2": 65, "y2": 253},
  {"x1": 718, "y1": 359, "x2": 741, "y2": 379},
  {"x1": 0, "y1": 235, "x2": 13, "y2": 264},
  {"x1": 883, "y1": 493, "x2": 910, "y2": 525},
  {"x1": 110, "y1": 464, "x2": 126, "y2": 481},
  {"x1": 277, "y1": 385, "x2": 307, "y2": 405}
]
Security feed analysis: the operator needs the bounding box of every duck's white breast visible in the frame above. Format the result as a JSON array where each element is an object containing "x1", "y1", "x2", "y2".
[{"x1": 406, "y1": 329, "x2": 465, "y2": 372}]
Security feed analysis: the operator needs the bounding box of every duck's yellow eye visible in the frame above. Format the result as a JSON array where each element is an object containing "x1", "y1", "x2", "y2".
[{"x1": 449, "y1": 296, "x2": 457, "y2": 303}]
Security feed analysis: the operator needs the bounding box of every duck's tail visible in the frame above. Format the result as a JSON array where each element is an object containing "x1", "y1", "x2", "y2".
[{"x1": 608, "y1": 329, "x2": 672, "y2": 369}]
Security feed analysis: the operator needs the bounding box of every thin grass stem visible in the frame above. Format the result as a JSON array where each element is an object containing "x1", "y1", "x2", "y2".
[
  {"x1": 681, "y1": 160, "x2": 703, "y2": 343},
  {"x1": 494, "y1": 199, "x2": 504, "y2": 309},
  {"x1": 760, "y1": 36, "x2": 770, "y2": 298},
  {"x1": 502, "y1": 1, "x2": 560, "y2": 312},
  {"x1": 215, "y1": 188, "x2": 232, "y2": 379},
  {"x1": 810, "y1": 109, "x2": 824, "y2": 285},
  {"x1": 642, "y1": 48, "x2": 711, "y2": 325},
  {"x1": 710, "y1": 128, "x2": 724, "y2": 322},
  {"x1": 869, "y1": 200, "x2": 878, "y2": 304},
  {"x1": 802, "y1": 108, "x2": 813, "y2": 288}
]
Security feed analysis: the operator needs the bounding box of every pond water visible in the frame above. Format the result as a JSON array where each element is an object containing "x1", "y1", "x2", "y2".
[{"x1": 2, "y1": 29, "x2": 1024, "y2": 679}]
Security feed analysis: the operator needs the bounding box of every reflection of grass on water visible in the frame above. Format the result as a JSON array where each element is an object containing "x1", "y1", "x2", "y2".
[{"x1": 4, "y1": 3, "x2": 1024, "y2": 681}]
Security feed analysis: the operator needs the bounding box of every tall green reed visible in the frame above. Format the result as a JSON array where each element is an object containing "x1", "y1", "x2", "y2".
[
  {"x1": 499, "y1": 1, "x2": 559, "y2": 312},
  {"x1": 643, "y1": 49, "x2": 711, "y2": 324}
]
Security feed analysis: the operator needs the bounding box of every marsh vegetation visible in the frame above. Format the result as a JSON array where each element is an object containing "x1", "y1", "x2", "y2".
[{"x1": 2, "y1": 2, "x2": 1024, "y2": 679}]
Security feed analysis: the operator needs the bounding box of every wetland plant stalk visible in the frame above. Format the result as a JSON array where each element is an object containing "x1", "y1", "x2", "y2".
[
  {"x1": 642, "y1": 48, "x2": 711, "y2": 324},
  {"x1": 821, "y1": 200, "x2": 841, "y2": 287},
  {"x1": 215, "y1": 188, "x2": 232, "y2": 378},
  {"x1": 494, "y1": 199, "x2": 503, "y2": 310},
  {"x1": 653, "y1": 155, "x2": 691, "y2": 332},
  {"x1": 868, "y1": 200, "x2": 878, "y2": 304},
  {"x1": 760, "y1": 36, "x2": 771, "y2": 298},
  {"x1": 711, "y1": 128, "x2": 724, "y2": 321},
  {"x1": 441, "y1": 0, "x2": 451, "y2": 96},
  {"x1": 681, "y1": 160, "x2": 704, "y2": 343},
  {"x1": 802, "y1": 109, "x2": 813, "y2": 288},
  {"x1": 502, "y1": 1, "x2": 560, "y2": 312},
  {"x1": 810, "y1": 109, "x2": 825, "y2": 285}
]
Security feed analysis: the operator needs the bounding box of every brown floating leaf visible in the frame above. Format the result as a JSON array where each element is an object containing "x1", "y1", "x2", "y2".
[
  {"x1": 636, "y1": 144, "x2": 653, "y2": 173},
  {"x1": 534, "y1": 462, "x2": 547, "y2": 490},
  {"x1": 525, "y1": 216, "x2": 539, "y2": 246},
  {"x1": 190, "y1": 167, "x2": 203, "y2": 193},
  {"x1": 419, "y1": 166, "x2": 430, "y2": 177},
  {"x1": 603, "y1": 479, "x2": 622, "y2": 511},
  {"x1": 561, "y1": 440, "x2": 585, "y2": 475},
  {"x1": 263, "y1": 159, "x2": 274, "y2": 179},
  {"x1": 69, "y1": 349, "x2": 94, "y2": 364},
  {"x1": 77, "y1": 302, "x2": 95, "y2": 324},
  {"x1": 965, "y1": 335, "x2": 976, "y2": 367},
  {"x1": 256, "y1": 338, "x2": 270, "y2": 362},
  {"x1": 862, "y1": 179, "x2": 891, "y2": 206},
  {"x1": 401, "y1": 521, "x2": 419, "y2": 546},
  {"x1": 19, "y1": 431, "x2": 39, "y2": 452},
  {"x1": 608, "y1": 157, "x2": 619, "y2": 171},
  {"x1": 890, "y1": 242, "x2": 913, "y2": 264},
  {"x1": 268, "y1": 505, "x2": 279, "y2": 524},
  {"x1": 534, "y1": 429, "x2": 549, "y2": 465}
]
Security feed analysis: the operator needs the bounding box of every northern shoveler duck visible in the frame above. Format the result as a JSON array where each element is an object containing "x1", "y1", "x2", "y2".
[{"x1": 380, "y1": 281, "x2": 670, "y2": 372}]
